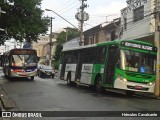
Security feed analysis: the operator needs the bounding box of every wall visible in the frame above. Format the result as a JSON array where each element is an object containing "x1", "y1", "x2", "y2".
[
  {"x1": 120, "y1": 0, "x2": 155, "y2": 42},
  {"x1": 83, "y1": 20, "x2": 120, "y2": 45}
]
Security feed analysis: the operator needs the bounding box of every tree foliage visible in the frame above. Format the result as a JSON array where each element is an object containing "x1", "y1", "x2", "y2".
[
  {"x1": 56, "y1": 28, "x2": 80, "y2": 44},
  {"x1": 0, "y1": 0, "x2": 49, "y2": 44},
  {"x1": 54, "y1": 28, "x2": 80, "y2": 61}
]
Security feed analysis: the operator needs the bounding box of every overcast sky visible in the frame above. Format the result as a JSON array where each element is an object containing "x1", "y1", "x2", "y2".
[
  {"x1": 0, "y1": 0, "x2": 127, "y2": 52},
  {"x1": 41, "y1": 0, "x2": 127, "y2": 32}
]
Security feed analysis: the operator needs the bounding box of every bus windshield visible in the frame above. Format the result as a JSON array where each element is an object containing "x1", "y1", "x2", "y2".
[
  {"x1": 120, "y1": 50, "x2": 156, "y2": 74},
  {"x1": 11, "y1": 55, "x2": 37, "y2": 67}
]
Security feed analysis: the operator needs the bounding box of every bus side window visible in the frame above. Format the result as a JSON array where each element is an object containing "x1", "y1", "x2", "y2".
[
  {"x1": 97, "y1": 47, "x2": 106, "y2": 64},
  {"x1": 115, "y1": 48, "x2": 120, "y2": 67}
]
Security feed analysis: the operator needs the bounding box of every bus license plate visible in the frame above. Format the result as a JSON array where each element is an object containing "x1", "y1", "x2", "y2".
[
  {"x1": 21, "y1": 73, "x2": 27, "y2": 76},
  {"x1": 135, "y1": 85, "x2": 142, "y2": 89}
]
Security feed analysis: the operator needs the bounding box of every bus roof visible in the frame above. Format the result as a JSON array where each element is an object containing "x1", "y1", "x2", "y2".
[
  {"x1": 62, "y1": 44, "x2": 96, "y2": 51},
  {"x1": 97, "y1": 39, "x2": 155, "y2": 46},
  {"x1": 63, "y1": 39, "x2": 156, "y2": 52}
]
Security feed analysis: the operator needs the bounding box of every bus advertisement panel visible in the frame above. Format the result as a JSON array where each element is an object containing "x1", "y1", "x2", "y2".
[{"x1": 59, "y1": 40, "x2": 157, "y2": 96}]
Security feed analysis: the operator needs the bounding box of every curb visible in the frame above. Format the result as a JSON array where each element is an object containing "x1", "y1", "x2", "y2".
[{"x1": 0, "y1": 87, "x2": 16, "y2": 109}]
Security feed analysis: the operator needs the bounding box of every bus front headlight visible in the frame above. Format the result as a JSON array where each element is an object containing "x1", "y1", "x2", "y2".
[
  {"x1": 122, "y1": 78, "x2": 127, "y2": 82},
  {"x1": 148, "y1": 82, "x2": 154, "y2": 86},
  {"x1": 116, "y1": 74, "x2": 128, "y2": 83}
]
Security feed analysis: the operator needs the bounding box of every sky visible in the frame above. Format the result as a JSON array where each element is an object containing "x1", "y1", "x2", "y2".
[
  {"x1": 0, "y1": 0, "x2": 127, "y2": 52},
  {"x1": 41, "y1": 0, "x2": 127, "y2": 32}
]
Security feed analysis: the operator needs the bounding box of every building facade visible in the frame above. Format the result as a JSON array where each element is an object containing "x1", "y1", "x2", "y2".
[
  {"x1": 83, "y1": 19, "x2": 120, "y2": 45},
  {"x1": 120, "y1": 0, "x2": 155, "y2": 44},
  {"x1": 32, "y1": 33, "x2": 57, "y2": 59}
]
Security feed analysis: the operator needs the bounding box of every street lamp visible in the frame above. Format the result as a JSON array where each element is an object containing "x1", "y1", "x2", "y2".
[{"x1": 45, "y1": 9, "x2": 79, "y2": 30}]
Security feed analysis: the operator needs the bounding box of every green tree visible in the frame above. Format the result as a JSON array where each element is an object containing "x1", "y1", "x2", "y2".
[
  {"x1": 53, "y1": 28, "x2": 80, "y2": 69},
  {"x1": 0, "y1": 0, "x2": 49, "y2": 44},
  {"x1": 56, "y1": 28, "x2": 80, "y2": 44}
]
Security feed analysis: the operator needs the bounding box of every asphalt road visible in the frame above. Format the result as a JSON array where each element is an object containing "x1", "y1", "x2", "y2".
[{"x1": 0, "y1": 71, "x2": 160, "y2": 120}]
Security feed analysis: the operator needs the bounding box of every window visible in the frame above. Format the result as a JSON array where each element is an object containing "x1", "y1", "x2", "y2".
[
  {"x1": 11, "y1": 55, "x2": 37, "y2": 67},
  {"x1": 111, "y1": 31, "x2": 116, "y2": 41},
  {"x1": 63, "y1": 51, "x2": 78, "y2": 64},
  {"x1": 133, "y1": 6, "x2": 144, "y2": 22},
  {"x1": 120, "y1": 50, "x2": 156, "y2": 74},
  {"x1": 89, "y1": 36, "x2": 94, "y2": 44},
  {"x1": 90, "y1": 47, "x2": 106, "y2": 64},
  {"x1": 124, "y1": 18, "x2": 127, "y2": 30}
]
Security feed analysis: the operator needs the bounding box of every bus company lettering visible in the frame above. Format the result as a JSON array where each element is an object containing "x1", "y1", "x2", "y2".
[
  {"x1": 124, "y1": 42, "x2": 153, "y2": 51},
  {"x1": 141, "y1": 45, "x2": 152, "y2": 51},
  {"x1": 84, "y1": 65, "x2": 91, "y2": 71}
]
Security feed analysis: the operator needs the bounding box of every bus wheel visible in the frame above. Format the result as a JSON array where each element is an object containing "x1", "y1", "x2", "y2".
[
  {"x1": 125, "y1": 90, "x2": 135, "y2": 96},
  {"x1": 67, "y1": 74, "x2": 71, "y2": 86},
  {"x1": 39, "y1": 72, "x2": 43, "y2": 78},
  {"x1": 29, "y1": 76, "x2": 34, "y2": 81},
  {"x1": 95, "y1": 77, "x2": 105, "y2": 93}
]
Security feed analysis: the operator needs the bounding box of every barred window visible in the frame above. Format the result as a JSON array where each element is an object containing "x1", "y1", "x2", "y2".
[{"x1": 133, "y1": 6, "x2": 144, "y2": 22}]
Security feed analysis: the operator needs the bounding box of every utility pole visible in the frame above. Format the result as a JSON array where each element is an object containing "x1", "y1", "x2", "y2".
[
  {"x1": 154, "y1": 0, "x2": 160, "y2": 96},
  {"x1": 49, "y1": 17, "x2": 53, "y2": 67},
  {"x1": 76, "y1": 0, "x2": 89, "y2": 46},
  {"x1": 79, "y1": 0, "x2": 85, "y2": 46}
]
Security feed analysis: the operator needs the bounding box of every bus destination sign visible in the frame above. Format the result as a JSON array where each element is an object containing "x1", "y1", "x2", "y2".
[
  {"x1": 12, "y1": 50, "x2": 36, "y2": 54},
  {"x1": 122, "y1": 42, "x2": 157, "y2": 52}
]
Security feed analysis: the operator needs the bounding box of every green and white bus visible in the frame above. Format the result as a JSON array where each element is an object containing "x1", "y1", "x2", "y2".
[{"x1": 59, "y1": 40, "x2": 157, "y2": 95}]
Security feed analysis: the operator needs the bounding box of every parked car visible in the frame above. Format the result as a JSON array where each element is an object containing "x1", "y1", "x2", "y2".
[{"x1": 37, "y1": 64, "x2": 55, "y2": 78}]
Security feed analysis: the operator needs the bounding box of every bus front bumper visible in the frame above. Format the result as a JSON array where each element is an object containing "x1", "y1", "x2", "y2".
[
  {"x1": 11, "y1": 70, "x2": 37, "y2": 77},
  {"x1": 114, "y1": 78, "x2": 155, "y2": 93}
]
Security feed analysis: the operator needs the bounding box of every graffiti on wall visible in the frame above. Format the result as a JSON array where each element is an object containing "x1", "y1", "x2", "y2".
[{"x1": 121, "y1": 0, "x2": 148, "y2": 18}]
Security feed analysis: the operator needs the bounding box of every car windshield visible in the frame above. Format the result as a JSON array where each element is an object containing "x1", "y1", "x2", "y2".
[
  {"x1": 38, "y1": 59, "x2": 53, "y2": 70},
  {"x1": 120, "y1": 50, "x2": 156, "y2": 74},
  {"x1": 11, "y1": 54, "x2": 37, "y2": 67}
]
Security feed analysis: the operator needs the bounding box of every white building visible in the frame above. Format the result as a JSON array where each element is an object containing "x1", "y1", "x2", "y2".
[
  {"x1": 120, "y1": 0, "x2": 155, "y2": 44},
  {"x1": 32, "y1": 35, "x2": 57, "y2": 58}
]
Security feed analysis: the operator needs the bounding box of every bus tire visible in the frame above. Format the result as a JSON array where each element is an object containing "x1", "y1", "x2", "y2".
[
  {"x1": 67, "y1": 73, "x2": 71, "y2": 86},
  {"x1": 95, "y1": 77, "x2": 105, "y2": 93},
  {"x1": 39, "y1": 72, "x2": 43, "y2": 78},
  {"x1": 125, "y1": 90, "x2": 135, "y2": 96},
  {"x1": 30, "y1": 76, "x2": 34, "y2": 81}
]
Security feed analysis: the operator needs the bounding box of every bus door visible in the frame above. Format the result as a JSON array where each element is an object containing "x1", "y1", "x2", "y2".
[
  {"x1": 104, "y1": 45, "x2": 118, "y2": 85},
  {"x1": 60, "y1": 53, "x2": 66, "y2": 79},
  {"x1": 75, "y1": 53, "x2": 84, "y2": 81}
]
